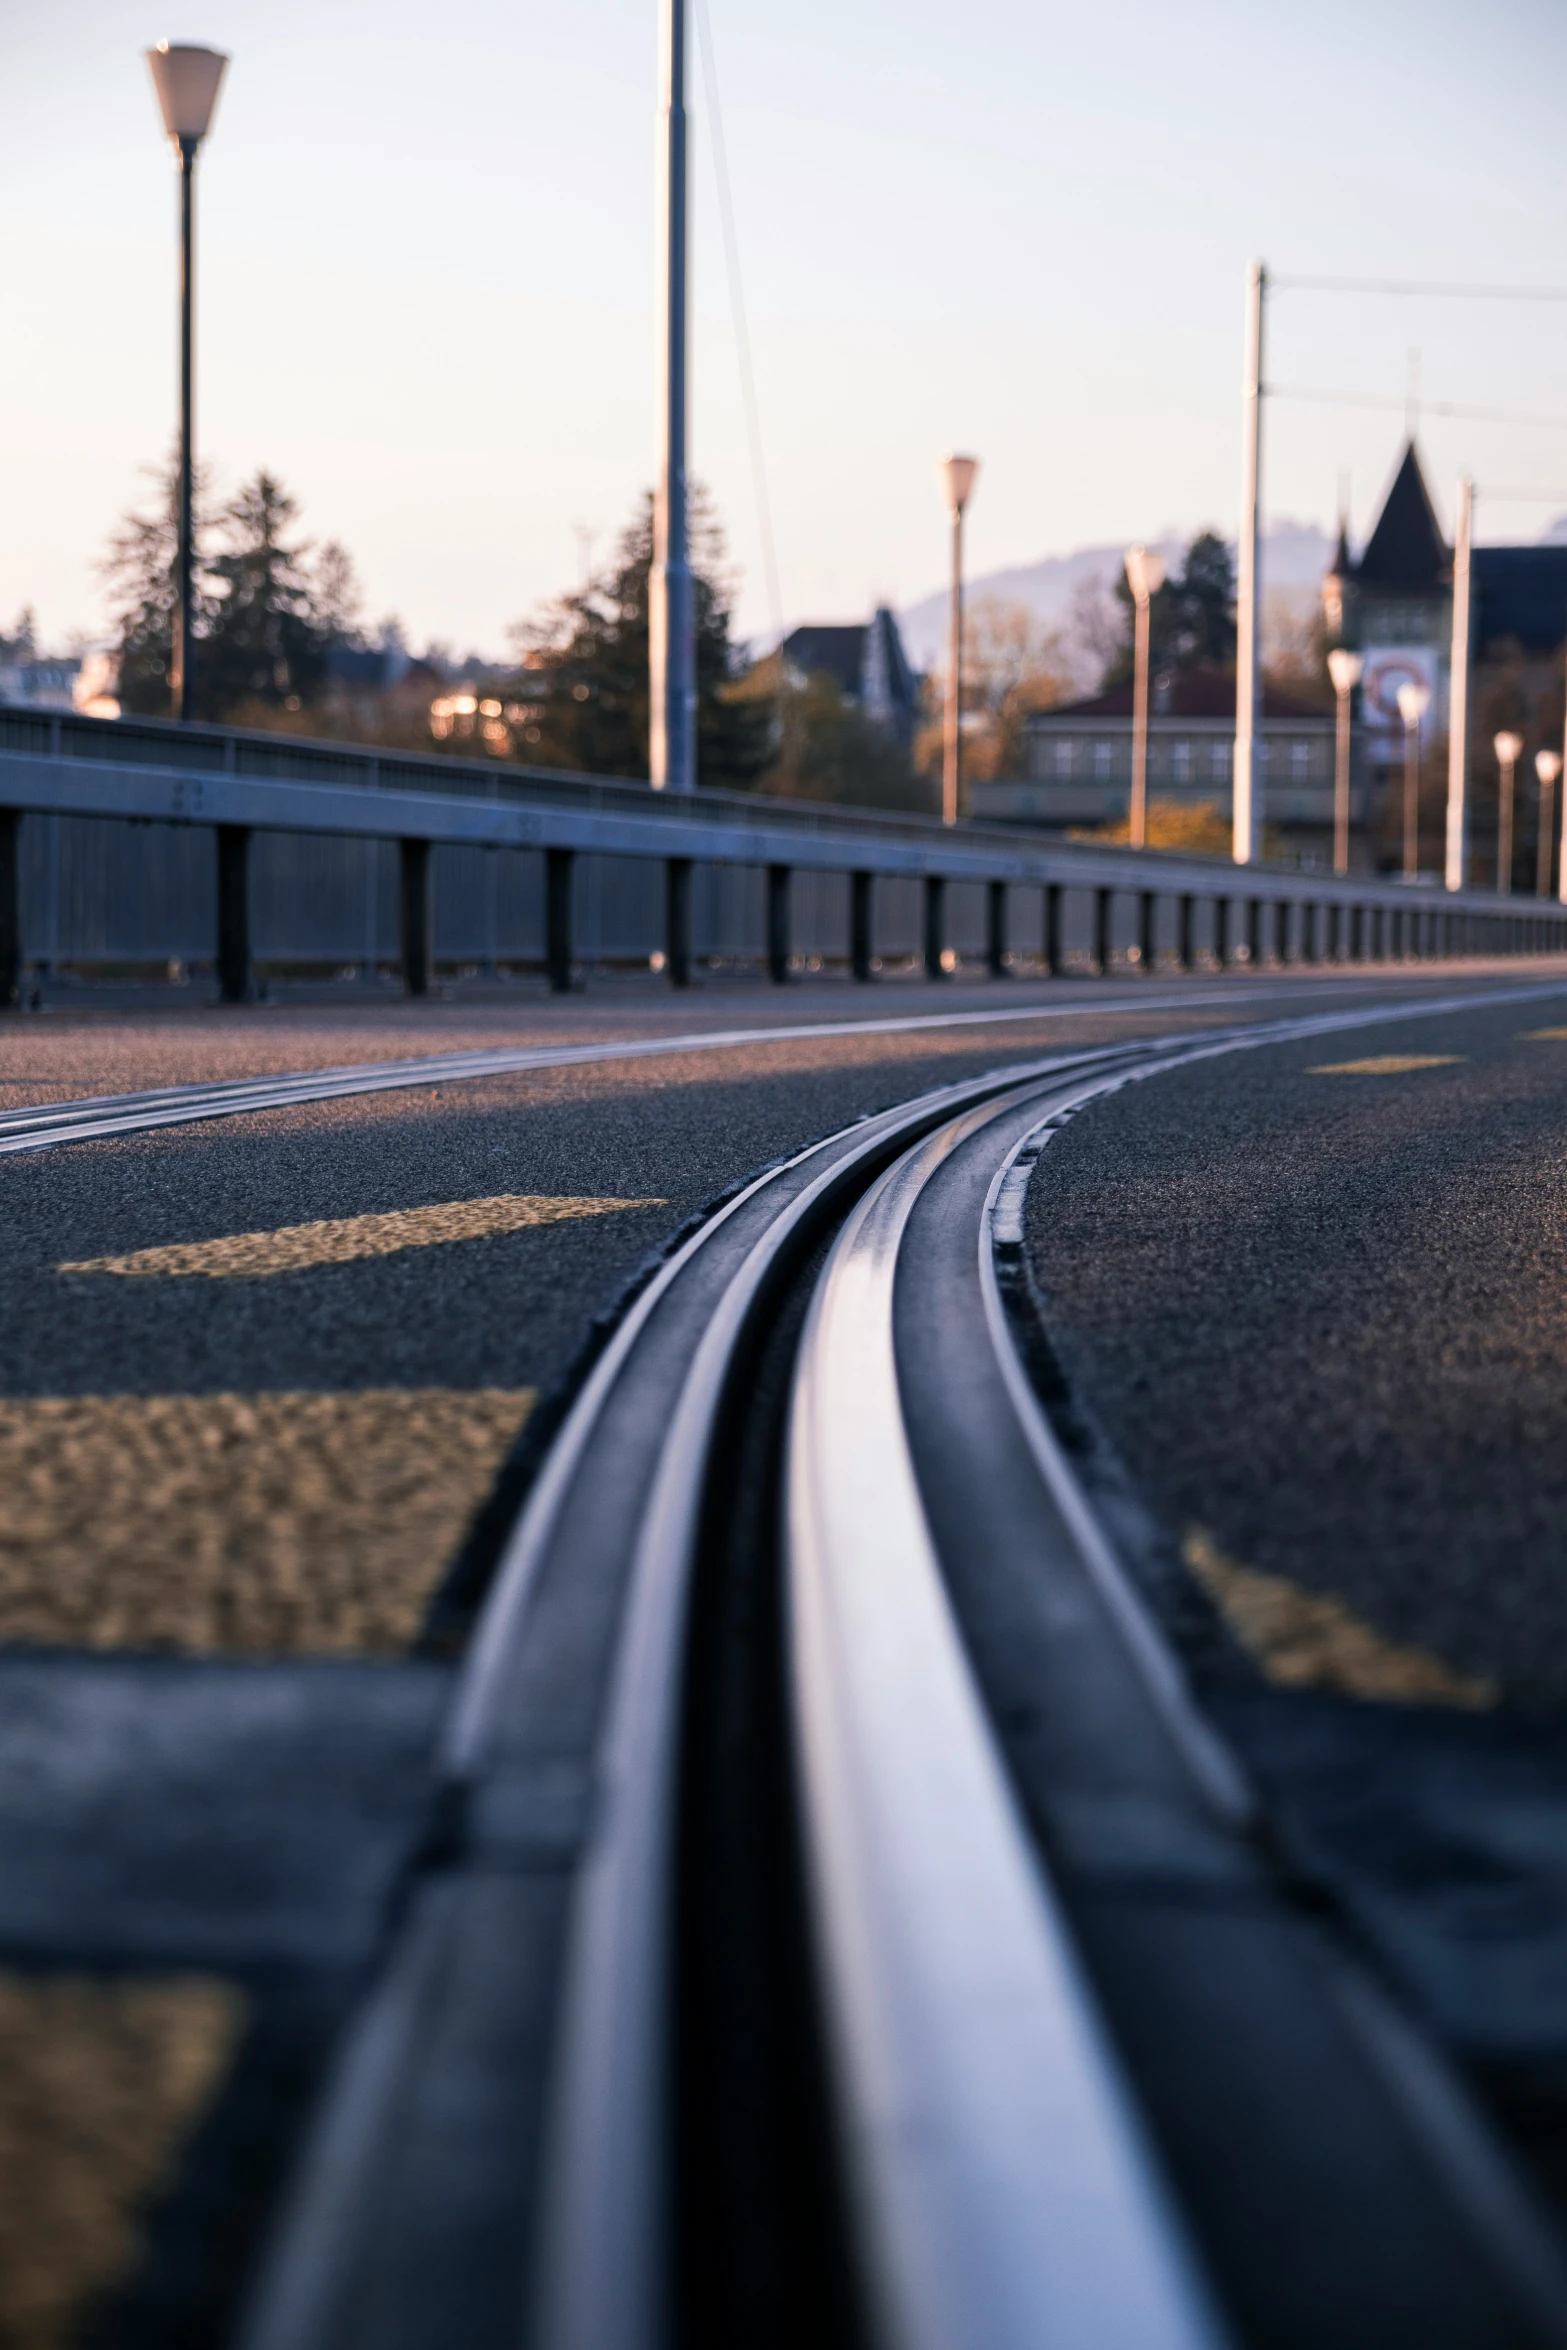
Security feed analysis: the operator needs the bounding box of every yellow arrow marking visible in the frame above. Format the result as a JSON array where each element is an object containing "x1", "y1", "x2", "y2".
[
  {"x1": 1308, "y1": 1055, "x2": 1463, "y2": 1076},
  {"x1": 1183, "y1": 1528, "x2": 1495, "y2": 1709},
  {"x1": 0, "y1": 1388, "x2": 533, "y2": 1654},
  {"x1": 0, "y1": 1973, "x2": 245, "y2": 2350},
  {"x1": 58, "y1": 1193, "x2": 665, "y2": 1279}
]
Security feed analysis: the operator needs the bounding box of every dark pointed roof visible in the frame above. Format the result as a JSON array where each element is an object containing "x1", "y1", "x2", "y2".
[{"x1": 1355, "y1": 442, "x2": 1448, "y2": 592}]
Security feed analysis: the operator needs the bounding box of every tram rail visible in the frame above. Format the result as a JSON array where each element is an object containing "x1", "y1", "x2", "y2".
[{"x1": 242, "y1": 980, "x2": 1567, "y2": 2350}]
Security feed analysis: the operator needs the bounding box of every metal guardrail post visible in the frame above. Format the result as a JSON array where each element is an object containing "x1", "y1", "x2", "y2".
[
  {"x1": 851, "y1": 871, "x2": 873, "y2": 982},
  {"x1": 1177, "y1": 892, "x2": 1196, "y2": 972},
  {"x1": 666, "y1": 857, "x2": 692, "y2": 988},
  {"x1": 546, "y1": 847, "x2": 574, "y2": 994},
  {"x1": 1246, "y1": 899, "x2": 1263, "y2": 970},
  {"x1": 0, "y1": 809, "x2": 19, "y2": 1009},
  {"x1": 923, "y1": 875, "x2": 947, "y2": 980},
  {"x1": 1043, "y1": 882, "x2": 1063, "y2": 977},
  {"x1": 1093, "y1": 886, "x2": 1113, "y2": 977},
  {"x1": 399, "y1": 838, "x2": 432, "y2": 997},
  {"x1": 767, "y1": 864, "x2": 791, "y2": 984},
  {"x1": 1137, "y1": 889, "x2": 1157, "y2": 976},
  {"x1": 1215, "y1": 896, "x2": 1233, "y2": 969},
  {"x1": 216, "y1": 824, "x2": 255, "y2": 1004},
  {"x1": 986, "y1": 879, "x2": 1007, "y2": 978}
]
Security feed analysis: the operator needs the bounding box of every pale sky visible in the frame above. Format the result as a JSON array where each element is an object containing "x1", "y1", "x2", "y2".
[{"x1": 5, "y1": 0, "x2": 1567, "y2": 656}]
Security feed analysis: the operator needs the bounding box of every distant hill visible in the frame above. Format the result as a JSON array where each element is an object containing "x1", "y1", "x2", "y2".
[{"x1": 897, "y1": 521, "x2": 1336, "y2": 671}]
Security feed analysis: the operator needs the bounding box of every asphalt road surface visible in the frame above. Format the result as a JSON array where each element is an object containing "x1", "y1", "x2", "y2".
[
  {"x1": 1022, "y1": 983, "x2": 1567, "y2": 2208},
  {"x1": 4, "y1": 958, "x2": 1567, "y2": 2344}
]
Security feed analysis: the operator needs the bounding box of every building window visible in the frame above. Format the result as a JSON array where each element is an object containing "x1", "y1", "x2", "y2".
[
  {"x1": 1053, "y1": 740, "x2": 1074, "y2": 778},
  {"x1": 1291, "y1": 742, "x2": 1310, "y2": 781},
  {"x1": 1172, "y1": 740, "x2": 1192, "y2": 782},
  {"x1": 1093, "y1": 739, "x2": 1112, "y2": 779},
  {"x1": 1211, "y1": 742, "x2": 1231, "y2": 781}
]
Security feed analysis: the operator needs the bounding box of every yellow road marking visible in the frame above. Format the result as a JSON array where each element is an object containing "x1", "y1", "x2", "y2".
[
  {"x1": 1523, "y1": 1027, "x2": 1567, "y2": 1040},
  {"x1": 1308, "y1": 1055, "x2": 1463, "y2": 1077},
  {"x1": 0, "y1": 1389, "x2": 533, "y2": 1654},
  {"x1": 0, "y1": 1972, "x2": 244, "y2": 2350},
  {"x1": 58, "y1": 1193, "x2": 665, "y2": 1280},
  {"x1": 1182, "y1": 1528, "x2": 1496, "y2": 1709}
]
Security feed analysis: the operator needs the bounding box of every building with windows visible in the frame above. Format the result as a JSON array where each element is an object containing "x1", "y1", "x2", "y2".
[
  {"x1": 973, "y1": 666, "x2": 1340, "y2": 864},
  {"x1": 1323, "y1": 441, "x2": 1567, "y2": 835}
]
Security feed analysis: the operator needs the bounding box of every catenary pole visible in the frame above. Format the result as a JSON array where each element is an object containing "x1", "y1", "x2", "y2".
[
  {"x1": 650, "y1": 0, "x2": 695, "y2": 791},
  {"x1": 1233, "y1": 261, "x2": 1265, "y2": 865},
  {"x1": 1446, "y1": 476, "x2": 1473, "y2": 891}
]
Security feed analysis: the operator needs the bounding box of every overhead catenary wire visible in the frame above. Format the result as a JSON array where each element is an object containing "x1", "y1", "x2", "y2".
[
  {"x1": 1268, "y1": 384, "x2": 1567, "y2": 431},
  {"x1": 693, "y1": 0, "x2": 784, "y2": 645}
]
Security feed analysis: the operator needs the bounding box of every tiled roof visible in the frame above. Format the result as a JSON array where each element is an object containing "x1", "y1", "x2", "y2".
[{"x1": 1030, "y1": 666, "x2": 1325, "y2": 723}]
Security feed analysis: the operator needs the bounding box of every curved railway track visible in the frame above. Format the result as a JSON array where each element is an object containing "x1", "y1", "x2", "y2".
[{"x1": 240, "y1": 983, "x2": 1567, "y2": 2350}]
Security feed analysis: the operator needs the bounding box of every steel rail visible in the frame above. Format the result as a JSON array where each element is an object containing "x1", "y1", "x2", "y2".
[
  {"x1": 787, "y1": 1092, "x2": 1228, "y2": 2350},
  {"x1": 0, "y1": 982, "x2": 1293, "y2": 1156},
  {"x1": 522, "y1": 1040, "x2": 1177, "y2": 2350}
]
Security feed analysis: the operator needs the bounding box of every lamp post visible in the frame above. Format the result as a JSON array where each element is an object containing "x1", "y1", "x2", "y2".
[
  {"x1": 145, "y1": 41, "x2": 228, "y2": 723},
  {"x1": 1396, "y1": 680, "x2": 1431, "y2": 881},
  {"x1": 1124, "y1": 545, "x2": 1166, "y2": 849},
  {"x1": 1326, "y1": 648, "x2": 1362, "y2": 877},
  {"x1": 940, "y1": 455, "x2": 979, "y2": 827},
  {"x1": 1536, "y1": 750, "x2": 1562, "y2": 899},
  {"x1": 1494, "y1": 731, "x2": 1524, "y2": 893}
]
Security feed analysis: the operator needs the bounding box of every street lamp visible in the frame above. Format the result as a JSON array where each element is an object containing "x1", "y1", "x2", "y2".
[
  {"x1": 1326, "y1": 648, "x2": 1362, "y2": 877},
  {"x1": 1124, "y1": 545, "x2": 1166, "y2": 849},
  {"x1": 145, "y1": 40, "x2": 228, "y2": 723},
  {"x1": 1536, "y1": 749, "x2": 1562, "y2": 899},
  {"x1": 940, "y1": 455, "x2": 979, "y2": 827},
  {"x1": 1396, "y1": 680, "x2": 1431, "y2": 881},
  {"x1": 1494, "y1": 731, "x2": 1525, "y2": 893}
]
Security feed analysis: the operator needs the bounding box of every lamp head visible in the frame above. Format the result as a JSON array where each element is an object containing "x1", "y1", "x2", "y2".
[
  {"x1": 1124, "y1": 544, "x2": 1166, "y2": 605},
  {"x1": 1494, "y1": 730, "x2": 1525, "y2": 767},
  {"x1": 940, "y1": 454, "x2": 979, "y2": 516},
  {"x1": 1537, "y1": 749, "x2": 1563, "y2": 787},
  {"x1": 1396, "y1": 681, "x2": 1431, "y2": 728},
  {"x1": 146, "y1": 42, "x2": 228, "y2": 149},
  {"x1": 1326, "y1": 648, "x2": 1363, "y2": 695}
]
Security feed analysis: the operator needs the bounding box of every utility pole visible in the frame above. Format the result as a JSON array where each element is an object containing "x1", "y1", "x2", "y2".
[
  {"x1": 650, "y1": 0, "x2": 694, "y2": 791},
  {"x1": 1233, "y1": 260, "x2": 1265, "y2": 866},
  {"x1": 1446, "y1": 476, "x2": 1473, "y2": 891}
]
